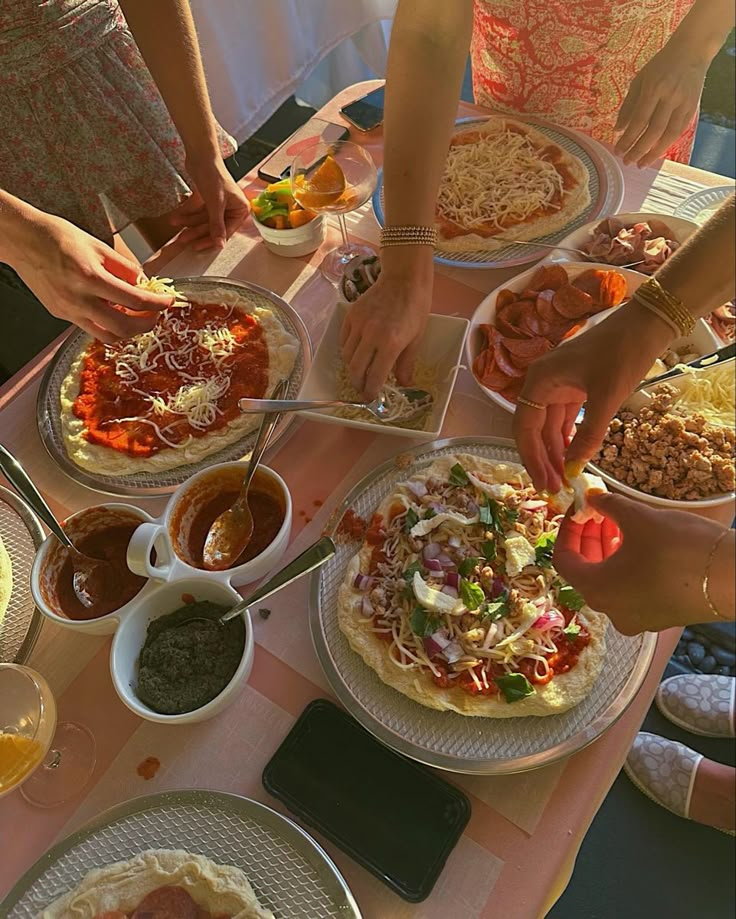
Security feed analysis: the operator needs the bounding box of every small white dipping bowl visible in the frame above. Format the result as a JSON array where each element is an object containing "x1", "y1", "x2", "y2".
[
  {"x1": 31, "y1": 504, "x2": 156, "y2": 636},
  {"x1": 127, "y1": 462, "x2": 291, "y2": 588},
  {"x1": 254, "y1": 214, "x2": 326, "y2": 257},
  {"x1": 110, "y1": 577, "x2": 254, "y2": 724}
]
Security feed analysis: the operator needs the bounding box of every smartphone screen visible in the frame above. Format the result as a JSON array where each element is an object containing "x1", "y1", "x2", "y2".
[
  {"x1": 340, "y1": 87, "x2": 385, "y2": 132},
  {"x1": 262, "y1": 699, "x2": 471, "y2": 902},
  {"x1": 257, "y1": 119, "x2": 349, "y2": 183}
]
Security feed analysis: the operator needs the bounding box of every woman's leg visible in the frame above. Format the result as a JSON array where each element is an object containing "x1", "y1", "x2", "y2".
[{"x1": 689, "y1": 760, "x2": 736, "y2": 831}]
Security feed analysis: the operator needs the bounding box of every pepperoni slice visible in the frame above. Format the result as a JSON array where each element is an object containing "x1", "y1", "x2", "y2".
[
  {"x1": 499, "y1": 376, "x2": 525, "y2": 402},
  {"x1": 540, "y1": 319, "x2": 577, "y2": 344},
  {"x1": 517, "y1": 309, "x2": 546, "y2": 337},
  {"x1": 530, "y1": 264, "x2": 569, "y2": 291},
  {"x1": 473, "y1": 347, "x2": 516, "y2": 391},
  {"x1": 536, "y1": 289, "x2": 560, "y2": 324},
  {"x1": 131, "y1": 886, "x2": 200, "y2": 919},
  {"x1": 495, "y1": 302, "x2": 528, "y2": 339},
  {"x1": 494, "y1": 338, "x2": 525, "y2": 378},
  {"x1": 503, "y1": 335, "x2": 553, "y2": 363},
  {"x1": 519, "y1": 288, "x2": 540, "y2": 301},
  {"x1": 598, "y1": 271, "x2": 628, "y2": 309},
  {"x1": 496, "y1": 288, "x2": 518, "y2": 309},
  {"x1": 552, "y1": 284, "x2": 594, "y2": 319}
]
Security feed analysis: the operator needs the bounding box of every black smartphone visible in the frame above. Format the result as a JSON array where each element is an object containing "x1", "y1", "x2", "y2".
[
  {"x1": 340, "y1": 86, "x2": 385, "y2": 132},
  {"x1": 262, "y1": 699, "x2": 471, "y2": 903},
  {"x1": 257, "y1": 118, "x2": 349, "y2": 183}
]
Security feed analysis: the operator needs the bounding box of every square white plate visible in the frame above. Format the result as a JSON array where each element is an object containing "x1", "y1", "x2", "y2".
[{"x1": 299, "y1": 303, "x2": 469, "y2": 438}]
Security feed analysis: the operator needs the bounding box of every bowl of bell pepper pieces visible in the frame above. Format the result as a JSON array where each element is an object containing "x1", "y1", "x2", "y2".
[{"x1": 251, "y1": 178, "x2": 325, "y2": 258}]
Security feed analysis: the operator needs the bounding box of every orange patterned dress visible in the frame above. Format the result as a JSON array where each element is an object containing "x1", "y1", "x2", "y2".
[{"x1": 471, "y1": 0, "x2": 697, "y2": 162}]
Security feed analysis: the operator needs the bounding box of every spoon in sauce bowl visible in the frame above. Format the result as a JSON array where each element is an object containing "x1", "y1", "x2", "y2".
[
  {"x1": 202, "y1": 378, "x2": 289, "y2": 571},
  {"x1": 0, "y1": 445, "x2": 112, "y2": 608}
]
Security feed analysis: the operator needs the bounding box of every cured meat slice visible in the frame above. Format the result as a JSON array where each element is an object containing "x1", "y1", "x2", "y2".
[
  {"x1": 496, "y1": 288, "x2": 518, "y2": 309},
  {"x1": 494, "y1": 338, "x2": 526, "y2": 378},
  {"x1": 474, "y1": 351, "x2": 516, "y2": 391},
  {"x1": 552, "y1": 285, "x2": 594, "y2": 319},
  {"x1": 529, "y1": 264, "x2": 569, "y2": 291},
  {"x1": 500, "y1": 376, "x2": 525, "y2": 402},
  {"x1": 503, "y1": 336, "x2": 553, "y2": 363},
  {"x1": 536, "y1": 289, "x2": 560, "y2": 324},
  {"x1": 598, "y1": 270, "x2": 628, "y2": 309},
  {"x1": 495, "y1": 301, "x2": 529, "y2": 339}
]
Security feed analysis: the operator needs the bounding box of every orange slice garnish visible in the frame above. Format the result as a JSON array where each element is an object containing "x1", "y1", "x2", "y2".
[{"x1": 295, "y1": 155, "x2": 346, "y2": 209}]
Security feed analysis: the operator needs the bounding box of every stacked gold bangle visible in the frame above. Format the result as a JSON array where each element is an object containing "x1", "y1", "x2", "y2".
[
  {"x1": 702, "y1": 529, "x2": 730, "y2": 619},
  {"x1": 380, "y1": 225, "x2": 437, "y2": 249},
  {"x1": 631, "y1": 277, "x2": 696, "y2": 337}
]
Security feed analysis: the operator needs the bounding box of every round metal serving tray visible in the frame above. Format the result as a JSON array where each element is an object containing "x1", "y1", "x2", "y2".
[
  {"x1": 36, "y1": 277, "x2": 312, "y2": 498},
  {"x1": 310, "y1": 436, "x2": 656, "y2": 775},
  {"x1": 674, "y1": 184, "x2": 735, "y2": 225},
  {"x1": 372, "y1": 116, "x2": 625, "y2": 270},
  {"x1": 0, "y1": 486, "x2": 44, "y2": 664},
  {"x1": 1, "y1": 789, "x2": 361, "y2": 918}
]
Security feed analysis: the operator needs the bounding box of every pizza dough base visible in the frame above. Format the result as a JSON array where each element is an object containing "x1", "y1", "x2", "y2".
[
  {"x1": 0, "y1": 534, "x2": 12, "y2": 633},
  {"x1": 38, "y1": 848, "x2": 274, "y2": 919},
  {"x1": 338, "y1": 454, "x2": 608, "y2": 717},
  {"x1": 436, "y1": 118, "x2": 591, "y2": 254},
  {"x1": 59, "y1": 290, "x2": 298, "y2": 476}
]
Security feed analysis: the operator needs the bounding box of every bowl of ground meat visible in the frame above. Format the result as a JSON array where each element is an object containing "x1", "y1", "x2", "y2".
[{"x1": 590, "y1": 383, "x2": 735, "y2": 509}]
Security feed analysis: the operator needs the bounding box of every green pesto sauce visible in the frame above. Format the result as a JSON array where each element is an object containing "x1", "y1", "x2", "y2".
[{"x1": 136, "y1": 600, "x2": 245, "y2": 715}]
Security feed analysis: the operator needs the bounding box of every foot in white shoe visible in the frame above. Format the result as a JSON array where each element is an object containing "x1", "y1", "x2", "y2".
[
  {"x1": 656, "y1": 674, "x2": 735, "y2": 738},
  {"x1": 625, "y1": 732, "x2": 735, "y2": 835}
]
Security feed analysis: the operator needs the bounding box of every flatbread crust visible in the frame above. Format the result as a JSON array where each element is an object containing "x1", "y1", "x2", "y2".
[
  {"x1": 0, "y1": 534, "x2": 12, "y2": 633},
  {"x1": 436, "y1": 118, "x2": 591, "y2": 254},
  {"x1": 338, "y1": 454, "x2": 607, "y2": 717},
  {"x1": 38, "y1": 848, "x2": 274, "y2": 918},
  {"x1": 59, "y1": 289, "x2": 298, "y2": 476}
]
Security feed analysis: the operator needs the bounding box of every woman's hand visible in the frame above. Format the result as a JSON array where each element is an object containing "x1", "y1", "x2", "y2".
[
  {"x1": 614, "y1": 41, "x2": 707, "y2": 167},
  {"x1": 553, "y1": 493, "x2": 725, "y2": 634},
  {"x1": 513, "y1": 302, "x2": 673, "y2": 493},
  {"x1": 170, "y1": 154, "x2": 250, "y2": 251},
  {"x1": 340, "y1": 248, "x2": 435, "y2": 399},
  {"x1": 11, "y1": 213, "x2": 173, "y2": 343}
]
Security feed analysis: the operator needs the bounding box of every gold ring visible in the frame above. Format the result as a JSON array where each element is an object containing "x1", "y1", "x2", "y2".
[{"x1": 517, "y1": 396, "x2": 545, "y2": 411}]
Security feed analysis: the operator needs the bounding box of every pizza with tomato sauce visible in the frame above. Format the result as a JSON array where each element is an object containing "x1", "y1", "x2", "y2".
[
  {"x1": 435, "y1": 118, "x2": 591, "y2": 253},
  {"x1": 59, "y1": 287, "x2": 298, "y2": 476},
  {"x1": 338, "y1": 454, "x2": 607, "y2": 717},
  {"x1": 38, "y1": 849, "x2": 273, "y2": 918}
]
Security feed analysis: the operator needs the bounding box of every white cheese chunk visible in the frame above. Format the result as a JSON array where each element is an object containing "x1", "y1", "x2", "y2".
[
  {"x1": 504, "y1": 533, "x2": 537, "y2": 578},
  {"x1": 412, "y1": 572, "x2": 462, "y2": 614},
  {"x1": 410, "y1": 511, "x2": 478, "y2": 538}
]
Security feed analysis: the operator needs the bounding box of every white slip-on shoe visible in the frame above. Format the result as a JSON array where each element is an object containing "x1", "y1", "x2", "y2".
[
  {"x1": 656, "y1": 674, "x2": 736, "y2": 738},
  {"x1": 624, "y1": 732, "x2": 735, "y2": 835}
]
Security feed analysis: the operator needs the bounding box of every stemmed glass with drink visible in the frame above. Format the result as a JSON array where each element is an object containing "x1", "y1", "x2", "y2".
[
  {"x1": 0, "y1": 663, "x2": 96, "y2": 807},
  {"x1": 291, "y1": 140, "x2": 378, "y2": 282}
]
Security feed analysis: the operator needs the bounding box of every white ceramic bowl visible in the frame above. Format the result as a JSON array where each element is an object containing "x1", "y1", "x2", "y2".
[
  {"x1": 550, "y1": 212, "x2": 698, "y2": 266},
  {"x1": 127, "y1": 463, "x2": 292, "y2": 588},
  {"x1": 31, "y1": 504, "x2": 156, "y2": 636},
  {"x1": 110, "y1": 577, "x2": 254, "y2": 724},
  {"x1": 299, "y1": 302, "x2": 468, "y2": 438},
  {"x1": 254, "y1": 214, "x2": 325, "y2": 257}
]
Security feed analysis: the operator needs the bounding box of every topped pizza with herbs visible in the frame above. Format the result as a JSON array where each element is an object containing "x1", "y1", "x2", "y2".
[{"x1": 338, "y1": 454, "x2": 607, "y2": 717}]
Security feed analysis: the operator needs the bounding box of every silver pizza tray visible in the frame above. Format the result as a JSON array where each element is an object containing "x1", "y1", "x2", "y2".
[
  {"x1": 0, "y1": 485, "x2": 44, "y2": 664},
  {"x1": 372, "y1": 115, "x2": 625, "y2": 269},
  {"x1": 1, "y1": 789, "x2": 361, "y2": 918},
  {"x1": 36, "y1": 277, "x2": 313, "y2": 498},
  {"x1": 310, "y1": 436, "x2": 656, "y2": 775}
]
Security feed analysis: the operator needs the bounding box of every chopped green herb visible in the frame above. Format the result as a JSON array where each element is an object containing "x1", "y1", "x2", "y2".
[
  {"x1": 402, "y1": 561, "x2": 423, "y2": 583},
  {"x1": 449, "y1": 463, "x2": 470, "y2": 487},
  {"x1": 479, "y1": 497, "x2": 518, "y2": 534},
  {"x1": 404, "y1": 508, "x2": 419, "y2": 533},
  {"x1": 460, "y1": 579, "x2": 485, "y2": 611},
  {"x1": 423, "y1": 508, "x2": 437, "y2": 520},
  {"x1": 495, "y1": 673, "x2": 535, "y2": 703},
  {"x1": 410, "y1": 607, "x2": 439, "y2": 637},
  {"x1": 535, "y1": 531, "x2": 557, "y2": 569},
  {"x1": 481, "y1": 539, "x2": 497, "y2": 561},
  {"x1": 558, "y1": 585, "x2": 585, "y2": 611},
  {"x1": 458, "y1": 556, "x2": 481, "y2": 578},
  {"x1": 480, "y1": 591, "x2": 509, "y2": 622},
  {"x1": 479, "y1": 497, "x2": 494, "y2": 526},
  {"x1": 563, "y1": 620, "x2": 582, "y2": 641}
]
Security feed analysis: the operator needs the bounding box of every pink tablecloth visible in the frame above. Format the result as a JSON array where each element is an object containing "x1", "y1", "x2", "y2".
[{"x1": 0, "y1": 82, "x2": 732, "y2": 918}]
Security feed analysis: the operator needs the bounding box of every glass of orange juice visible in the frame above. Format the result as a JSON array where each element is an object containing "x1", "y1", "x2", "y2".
[
  {"x1": 291, "y1": 140, "x2": 377, "y2": 282},
  {"x1": 0, "y1": 663, "x2": 96, "y2": 807}
]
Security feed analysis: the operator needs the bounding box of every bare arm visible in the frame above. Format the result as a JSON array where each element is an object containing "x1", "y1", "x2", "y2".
[{"x1": 341, "y1": 0, "x2": 474, "y2": 397}]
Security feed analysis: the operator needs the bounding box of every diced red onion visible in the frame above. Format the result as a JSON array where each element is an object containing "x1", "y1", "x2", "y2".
[
  {"x1": 492, "y1": 577, "x2": 506, "y2": 598},
  {"x1": 468, "y1": 501, "x2": 479, "y2": 516},
  {"x1": 441, "y1": 585, "x2": 458, "y2": 599},
  {"x1": 533, "y1": 609, "x2": 565, "y2": 632},
  {"x1": 520, "y1": 499, "x2": 548, "y2": 511},
  {"x1": 448, "y1": 535, "x2": 462, "y2": 548},
  {"x1": 353, "y1": 574, "x2": 375, "y2": 591},
  {"x1": 445, "y1": 571, "x2": 460, "y2": 589},
  {"x1": 429, "y1": 503, "x2": 445, "y2": 515},
  {"x1": 423, "y1": 543, "x2": 442, "y2": 560},
  {"x1": 425, "y1": 558, "x2": 444, "y2": 573},
  {"x1": 423, "y1": 636, "x2": 445, "y2": 658},
  {"x1": 406, "y1": 480, "x2": 428, "y2": 498},
  {"x1": 442, "y1": 641, "x2": 464, "y2": 663},
  {"x1": 437, "y1": 552, "x2": 455, "y2": 569},
  {"x1": 361, "y1": 596, "x2": 374, "y2": 617}
]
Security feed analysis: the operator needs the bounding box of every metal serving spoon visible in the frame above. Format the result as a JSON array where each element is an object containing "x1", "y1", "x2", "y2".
[
  {"x1": 202, "y1": 378, "x2": 289, "y2": 571},
  {"x1": 178, "y1": 535, "x2": 336, "y2": 629},
  {"x1": 491, "y1": 237, "x2": 645, "y2": 269},
  {"x1": 0, "y1": 445, "x2": 111, "y2": 608},
  {"x1": 239, "y1": 387, "x2": 434, "y2": 424}
]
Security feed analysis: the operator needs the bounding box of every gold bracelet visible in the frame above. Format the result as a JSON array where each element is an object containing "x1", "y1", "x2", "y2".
[
  {"x1": 632, "y1": 277, "x2": 696, "y2": 338},
  {"x1": 702, "y1": 529, "x2": 730, "y2": 619},
  {"x1": 380, "y1": 225, "x2": 437, "y2": 249}
]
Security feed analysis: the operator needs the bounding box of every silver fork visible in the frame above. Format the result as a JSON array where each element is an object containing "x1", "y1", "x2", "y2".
[
  {"x1": 239, "y1": 388, "x2": 433, "y2": 424},
  {"x1": 492, "y1": 237, "x2": 645, "y2": 269}
]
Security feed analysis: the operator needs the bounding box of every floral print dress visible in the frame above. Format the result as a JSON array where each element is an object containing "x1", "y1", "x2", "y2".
[
  {"x1": 471, "y1": 0, "x2": 697, "y2": 163},
  {"x1": 0, "y1": 0, "x2": 235, "y2": 242}
]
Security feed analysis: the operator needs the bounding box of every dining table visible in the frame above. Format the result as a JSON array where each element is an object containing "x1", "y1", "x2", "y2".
[{"x1": 0, "y1": 81, "x2": 733, "y2": 919}]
